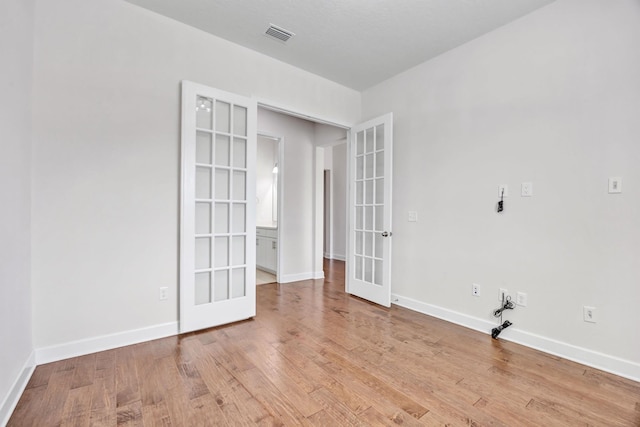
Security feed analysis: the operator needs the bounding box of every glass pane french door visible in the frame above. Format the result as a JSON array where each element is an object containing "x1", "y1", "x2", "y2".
[
  {"x1": 180, "y1": 81, "x2": 256, "y2": 333},
  {"x1": 347, "y1": 113, "x2": 393, "y2": 307}
]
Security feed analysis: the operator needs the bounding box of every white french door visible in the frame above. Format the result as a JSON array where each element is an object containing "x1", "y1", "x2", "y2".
[
  {"x1": 347, "y1": 113, "x2": 393, "y2": 307},
  {"x1": 180, "y1": 81, "x2": 256, "y2": 333}
]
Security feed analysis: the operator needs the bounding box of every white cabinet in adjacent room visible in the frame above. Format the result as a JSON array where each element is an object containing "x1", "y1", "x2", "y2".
[{"x1": 256, "y1": 227, "x2": 277, "y2": 273}]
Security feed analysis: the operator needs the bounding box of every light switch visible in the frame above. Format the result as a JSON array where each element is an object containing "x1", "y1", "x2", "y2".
[
  {"x1": 608, "y1": 177, "x2": 622, "y2": 194},
  {"x1": 521, "y1": 182, "x2": 533, "y2": 197},
  {"x1": 408, "y1": 211, "x2": 418, "y2": 222}
]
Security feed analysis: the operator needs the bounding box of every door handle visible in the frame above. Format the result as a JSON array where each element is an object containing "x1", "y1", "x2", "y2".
[{"x1": 381, "y1": 231, "x2": 392, "y2": 237}]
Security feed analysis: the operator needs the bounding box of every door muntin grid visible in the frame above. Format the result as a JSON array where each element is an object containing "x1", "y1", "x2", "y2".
[
  {"x1": 354, "y1": 124, "x2": 385, "y2": 287},
  {"x1": 194, "y1": 95, "x2": 248, "y2": 304}
]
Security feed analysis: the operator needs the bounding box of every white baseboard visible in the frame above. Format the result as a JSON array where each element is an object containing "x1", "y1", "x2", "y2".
[
  {"x1": 35, "y1": 322, "x2": 179, "y2": 365},
  {"x1": 392, "y1": 293, "x2": 640, "y2": 383},
  {"x1": 279, "y1": 271, "x2": 325, "y2": 283},
  {"x1": 1, "y1": 350, "x2": 36, "y2": 427},
  {"x1": 323, "y1": 253, "x2": 346, "y2": 261}
]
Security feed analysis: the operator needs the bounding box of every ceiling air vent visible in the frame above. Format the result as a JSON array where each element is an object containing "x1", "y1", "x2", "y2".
[{"x1": 265, "y1": 24, "x2": 295, "y2": 43}]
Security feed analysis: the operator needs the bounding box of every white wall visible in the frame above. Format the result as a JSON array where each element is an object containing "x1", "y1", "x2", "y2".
[
  {"x1": 256, "y1": 136, "x2": 278, "y2": 227},
  {"x1": 314, "y1": 124, "x2": 348, "y2": 260},
  {"x1": 257, "y1": 109, "x2": 320, "y2": 281},
  {"x1": 362, "y1": 0, "x2": 640, "y2": 374},
  {"x1": 331, "y1": 143, "x2": 348, "y2": 260},
  {"x1": 30, "y1": 0, "x2": 360, "y2": 349},
  {"x1": 0, "y1": 0, "x2": 35, "y2": 420}
]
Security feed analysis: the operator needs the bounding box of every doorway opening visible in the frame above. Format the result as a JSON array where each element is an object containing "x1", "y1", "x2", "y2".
[
  {"x1": 257, "y1": 105, "x2": 348, "y2": 283},
  {"x1": 256, "y1": 133, "x2": 282, "y2": 285}
]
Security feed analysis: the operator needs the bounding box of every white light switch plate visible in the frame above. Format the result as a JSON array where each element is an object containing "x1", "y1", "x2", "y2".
[
  {"x1": 408, "y1": 211, "x2": 418, "y2": 222},
  {"x1": 521, "y1": 182, "x2": 533, "y2": 197}
]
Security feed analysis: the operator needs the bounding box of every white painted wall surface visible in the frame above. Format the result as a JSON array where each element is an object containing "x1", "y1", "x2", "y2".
[
  {"x1": 314, "y1": 124, "x2": 348, "y2": 261},
  {"x1": 0, "y1": 0, "x2": 35, "y2": 419},
  {"x1": 257, "y1": 109, "x2": 318, "y2": 282},
  {"x1": 331, "y1": 143, "x2": 348, "y2": 261},
  {"x1": 30, "y1": 0, "x2": 360, "y2": 348},
  {"x1": 362, "y1": 0, "x2": 640, "y2": 368}
]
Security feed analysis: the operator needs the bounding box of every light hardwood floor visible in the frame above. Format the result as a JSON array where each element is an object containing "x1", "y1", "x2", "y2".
[{"x1": 9, "y1": 259, "x2": 640, "y2": 426}]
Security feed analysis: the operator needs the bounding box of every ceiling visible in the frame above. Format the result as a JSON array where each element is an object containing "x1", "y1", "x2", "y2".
[{"x1": 125, "y1": 0, "x2": 555, "y2": 91}]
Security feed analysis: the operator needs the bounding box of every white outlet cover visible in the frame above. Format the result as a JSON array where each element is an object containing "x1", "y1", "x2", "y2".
[
  {"x1": 608, "y1": 177, "x2": 622, "y2": 194},
  {"x1": 583, "y1": 306, "x2": 597, "y2": 323},
  {"x1": 408, "y1": 211, "x2": 418, "y2": 222},
  {"x1": 516, "y1": 292, "x2": 528, "y2": 307},
  {"x1": 499, "y1": 288, "x2": 509, "y2": 302},
  {"x1": 472, "y1": 283, "x2": 481, "y2": 297},
  {"x1": 521, "y1": 182, "x2": 533, "y2": 197}
]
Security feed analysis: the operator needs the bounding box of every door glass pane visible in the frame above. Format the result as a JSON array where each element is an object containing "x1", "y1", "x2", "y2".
[
  {"x1": 366, "y1": 128, "x2": 374, "y2": 153},
  {"x1": 365, "y1": 232, "x2": 373, "y2": 257},
  {"x1": 375, "y1": 124, "x2": 384, "y2": 150},
  {"x1": 196, "y1": 131, "x2": 212, "y2": 164},
  {"x1": 215, "y1": 134, "x2": 230, "y2": 167},
  {"x1": 356, "y1": 181, "x2": 363, "y2": 205},
  {"x1": 214, "y1": 237, "x2": 229, "y2": 268},
  {"x1": 357, "y1": 131, "x2": 364, "y2": 155},
  {"x1": 196, "y1": 167, "x2": 211, "y2": 199},
  {"x1": 216, "y1": 101, "x2": 230, "y2": 133},
  {"x1": 232, "y1": 171, "x2": 246, "y2": 200},
  {"x1": 375, "y1": 234, "x2": 383, "y2": 259},
  {"x1": 195, "y1": 237, "x2": 210, "y2": 269},
  {"x1": 233, "y1": 138, "x2": 246, "y2": 168},
  {"x1": 374, "y1": 260, "x2": 383, "y2": 286},
  {"x1": 375, "y1": 206, "x2": 383, "y2": 231},
  {"x1": 233, "y1": 106, "x2": 247, "y2": 136},
  {"x1": 232, "y1": 236, "x2": 245, "y2": 265},
  {"x1": 215, "y1": 169, "x2": 229, "y2": 200},
  {"x1": 232, "y1": 268, "x2": 246, "y2": 298},
  {"x1": 214, "y1": 203, "x2": 229, "y2": 234},
  {"x1": 365, "y1": 180, "x2": 373, "y2": 204},
  {"x1": 355, "y1": 256, "x2": 363, "y2": 280},
  {"x1": 214, "y1": 270, "x2": 229, "y2": 302},
  {"x1": 375, "y1": 151, "x2": 384, "y2": 178},
  {"x1": 232, "y1": 204, "x2": 246, "y2": 233},
  {"x1": 356, "y1": 206, "x2": 363, "y2": 230},
  {"x1": 365, "y1": 258, "x2": 373, "y2": 283},
  {"x1": 195, "y1": 202, "x2": 211, "y2": 234},
  {"x1": 365, "y1": 154, "x2": 374, "y2": 179},
  {"x1": 355, "y1": 231, "x2": 363, "y2": 255},
  {"x1": 375, "y1": 178, "x2": 384, "y2": 204},
  {"x1": 365, "y1": 206, "x2": 373, "y2": 231},
  {"x1": 356, "y1": 156, "x2": 364, "y2": 180},
  {"x1": 196, "y1": 97, "x2": 212, "y2": 129},
  {"x1": 195, "y1": 272, "x2": 211, "y2": 305}
]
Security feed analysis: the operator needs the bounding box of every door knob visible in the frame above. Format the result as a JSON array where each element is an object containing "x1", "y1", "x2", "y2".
[{"x1": 381, "y1": 231, "x2": 392, "y2": 237}]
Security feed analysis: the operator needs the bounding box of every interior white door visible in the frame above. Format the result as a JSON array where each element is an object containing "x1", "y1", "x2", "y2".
[
  {"x1": 347, "y1": 113, "x2": 393, "y2": 307},
  {"x1": 180, "y1": 81, "x2": 256, "y2": 333}
]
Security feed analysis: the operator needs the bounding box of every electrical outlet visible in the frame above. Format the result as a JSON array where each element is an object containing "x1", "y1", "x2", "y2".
[
  {"x1": 159, "y1": 287, "x2": 169, "y2": 301},
  {"x1": 516, "y1": 292, "x2": 528, "y2": 307},
  {"x1": 499, "y1": 288, "x2": 509, "y2": 303},
  {"x1": 521, "y1": 182, "x2": 533, "y2": 197},
  {"x1": 472, "y1": 283, "x2": 481, "y2": 297},
  {"x1": 583, "y1": 306, "x2": 597, "y2": 323},
  {"x1": 608, "y1": 177, "x2": 622, "y2": 194}
]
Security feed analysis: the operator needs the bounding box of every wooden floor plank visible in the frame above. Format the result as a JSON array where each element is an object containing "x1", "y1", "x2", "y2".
[{"x1": 8, "y1": 259, "x2": 640, "y2": 426}]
